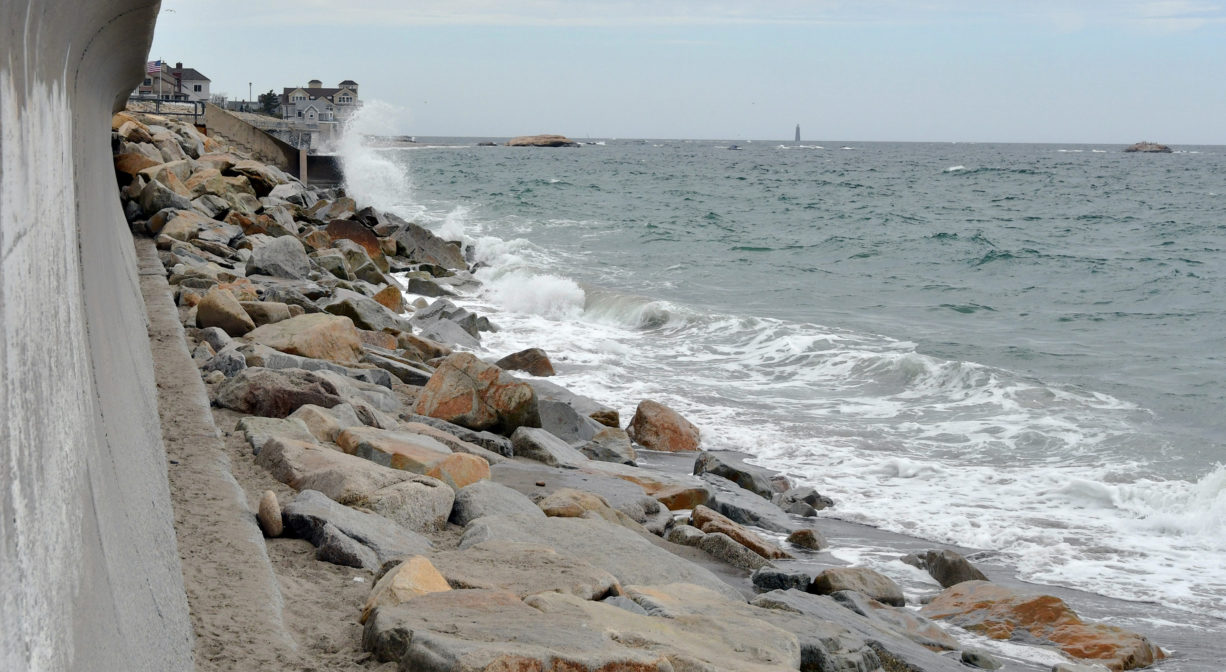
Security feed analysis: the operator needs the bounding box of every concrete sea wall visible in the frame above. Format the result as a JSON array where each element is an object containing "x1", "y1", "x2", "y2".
[{"x1": 0, "y1": 1, "x2": 193, "y2": 670}]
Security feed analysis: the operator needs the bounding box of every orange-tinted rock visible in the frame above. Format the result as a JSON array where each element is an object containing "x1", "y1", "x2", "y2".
[
  {"x1": 114, "y1": 152, "x2": 162, "y2": 184},
  {"x1": 358, "y1": 329, "x2": 399, "y2": 350},
  {"x1": 921, "y1": 581, "x2": 1164, "y2": 671},
  {"x1": 338, "y1": 426, "x2": 490, "y2": 490},
  {"x1": 245, "y1": 313, "x2": 365, "y2": 364},
  {"x1": 216, "y1": 277, "x2": 259, "y2": 301},
  {"x1": 195, "y1": 286, "x2": 256, "y2": 336},
  {"x1": 397, "y1": 332, "x2": 451, "y2": 363},
  {"x1": 360, "y1": 556, "x2": 450, "y2": 624},
  {"x1": 372, "y1": 285, "x2": 406, "y2": 314},
  {"x1": 626, "y1": 399, "x2": 700, "y2": 452},
  {"x1": 299, "y1": 228, "x2": 332, "y2": 252},
  {"x1": 495, "y1": 348, "x2": 556, "y2": 377},
  {"x1": 691, "y1": 505, "x2": 791, "y2": 560},
  {"x1": 651, "y1": 484, "x2": 711, "y2": 511},
  {"x1": 414, "y1": 352, "x2": 540, "y2": 434},
  {"x1": 326, "y1": 219, "x2": 389, "y2": 271}
]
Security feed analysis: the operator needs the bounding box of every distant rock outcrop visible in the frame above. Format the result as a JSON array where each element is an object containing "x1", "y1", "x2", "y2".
[
  {"x1": 506, "y1": 134, "x2": 580, "y2": 147},
  {"x1": 1124, "y1": 141, "x2": 1172, "y2": 153}
]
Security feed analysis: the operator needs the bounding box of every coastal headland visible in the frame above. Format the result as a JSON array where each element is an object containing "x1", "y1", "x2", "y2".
[{"x1": 108, "y1": 106, "x2": 1167, "y2": 672}]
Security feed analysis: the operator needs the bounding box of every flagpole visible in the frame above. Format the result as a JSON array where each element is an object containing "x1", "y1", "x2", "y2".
[{"x1": 157, "y1": 59, "x2": 162, "y2": 99}]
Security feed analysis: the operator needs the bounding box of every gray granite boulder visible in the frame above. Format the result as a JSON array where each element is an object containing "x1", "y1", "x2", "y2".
[
  {"x1": 245, "y1": 234, "x2": 311, "y2": 279},
  {"x1": 538, "y1": 399, "x2": 604, "y2": 444},
  {"x1": 321, "y1": 288, "x2": 411, "y2": 333},
  {"x1": 901, "y1": 549, "x2": 988, "y2": 588},
  {"x1": 459, "y1": 513, "x2": 743, "y2": 601},
  {"x1": 430, "y1": 540, "x2": 621, "y2": 599},
  {"x1": 810, "y1": 567, "x2": 906, "y2": 607},
  {"x1": 449, "y1": 479, "x2": 545, "y2": 526},
  {"x1": 256, "y1": 437, "x2": 454, "y2": 531},
  {"x1": 702, "y1": 473, "x2": 796, "y2": 533},
  {"x1": 752, "y1": 589, "x2": 968, "y2": 672},
  {"x1": 281, "y1": 489, "x2": 433, "y2": 569},
  {"x1": 214, "y1": 367, "x2": 343, "y2": 418},
  {"x1": 698, "y1": 532, "x2": 773, "y2": 571},
  {"x1": 694, "y1": 450, "x2": 779, "y2": 499},
  {"x1": 578, "y1": 426, "x2": 637, "y2": 466},
  {"x1": 511, "y1": 426, "x2": 589, "y2": 467}
]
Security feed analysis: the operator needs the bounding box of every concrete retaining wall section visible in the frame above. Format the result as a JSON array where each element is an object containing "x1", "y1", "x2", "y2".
[
  {"x1": 204, "y1": 102, "x2": 302, "y2": 175},
  {"x1": 0, "y1": 1, "x2": 194, "y2": 670}
]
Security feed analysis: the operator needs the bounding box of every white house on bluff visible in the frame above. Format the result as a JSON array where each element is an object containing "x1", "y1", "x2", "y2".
[{"x1": 280, "y1": 79, "x2": 361, "y2": 124}]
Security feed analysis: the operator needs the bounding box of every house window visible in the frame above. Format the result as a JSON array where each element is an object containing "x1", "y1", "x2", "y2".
[
  {"x1": 193, "y1": 84, "x2": 202, "y2": 92},
  {"x1": 143, "y1": 78, "x2": 151, "y2": 86},
  {"x1": 292, "y1": 94, "x2": 306, "y2": 102},
  {"x1": 297, "y1": 111, "x2": 303, "y2": 117},
  {"x1": 338, "y1": 95, "x2": 352, "y2": 104}
]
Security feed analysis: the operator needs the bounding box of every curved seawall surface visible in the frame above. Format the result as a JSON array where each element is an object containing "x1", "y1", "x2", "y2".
[{"x1": 1, "y1": 1, "x2": 193, "y2": 670}]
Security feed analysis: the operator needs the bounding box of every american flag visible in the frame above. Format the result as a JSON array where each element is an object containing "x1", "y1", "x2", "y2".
[{"x1": 145, "y1": 59, "x2": 162, "y2": 74}]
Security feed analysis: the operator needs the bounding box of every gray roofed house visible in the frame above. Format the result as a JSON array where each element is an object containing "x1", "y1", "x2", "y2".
[{"x1": 280, "y1": 79, "x2": 360, "y2": 123}]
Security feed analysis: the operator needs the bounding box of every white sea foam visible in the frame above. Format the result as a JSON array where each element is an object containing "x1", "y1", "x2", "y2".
[
  {"x1": 336, "y1": 100, "x2": 421, "y2": 219},
  {"x1": 946, "y1": 165, "x2": 966, "y2": 172}
]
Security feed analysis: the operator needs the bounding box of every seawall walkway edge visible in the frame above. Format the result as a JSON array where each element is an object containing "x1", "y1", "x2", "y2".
[{"x1": 136, "y1": 235, "x2": 299, "y2": 669}]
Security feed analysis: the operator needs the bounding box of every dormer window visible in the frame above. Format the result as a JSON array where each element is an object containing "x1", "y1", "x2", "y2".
[{"x1": 338, "y1": 95, "x2": 352, "y2": 104}]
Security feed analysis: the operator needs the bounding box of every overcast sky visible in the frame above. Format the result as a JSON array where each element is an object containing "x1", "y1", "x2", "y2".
[{"x1": 149, "y1": 1, "x2": 1226, "y2": 143}]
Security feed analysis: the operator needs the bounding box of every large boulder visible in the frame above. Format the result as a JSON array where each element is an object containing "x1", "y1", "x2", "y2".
[
  {"x1": 363, "y1": 590, "x2": 674, "y2": 671},
  {"x1": 430, "y1": 540, "x2": 621, "y2": 600},
  {"x1": 245, "y1": 235, "x2": 311, "y2": 279},
  {"x1": 255, "y1": 437, "x2": 453, "y2": 532},
  {"x1": 281, "y1": 489, "x2": 433, "y2": 569},
  {"x1": 360, "y1": 556, "x2": 450, "y2": 624},
  {"x1": 692, "y1": 505, "x2": 792, "y2": 560},
  {"x1": 495, "y1": 348, "x2": 555, "y2": 377},
  {"x1": 921, "y1": 581, "x2": 1164, "y2": 671},
  {"x1": 459, "y1": 513, "x2": 743, "y2": 601},
  {"x1": 326, "y1": 219, "x2": 389, "y2": 271},
  {"x1": 336, "y1": 426, "x2": 490, "y2": 490},
  {"x1": 626, "y1": 399, "x2": 701, "y2": 452},
  {"x1": 810, "y1": 567, "x2": 905, "y2": 607},
  {"x1": 578, "y1": 426, "x2": 637, "y2": 466},
  {"x1": 448, "y1": 479, "x2": 545, "y2": 526},
  {"x1": 365, "y1": 587, "x2": 803, "y2": 672},
  {"x1": 388, "y1": 214, "x2": 467, "y2": 269},
  {"x1": 195, "y1": 286, "x2": 255, "y2": 336},
  {"x1": 537, "y1": 399, "x2": 604, "y2": 444},
  {"x1": 753, "y1": 589, "x2": 967, "y2": 672},
  {"x1": 245, "y1": 313, "x2": 365, "y2": 364},
  {"x1": 320, "y1": 288, "x2": 411, "y2": 333},
  {"x1": 901, "y1": 549, "x2": 988, "y2": 588},
  {"x1": 214, "y1": 367, "x2": 343, "y2": 418},
  {"x1": 510, "y1": 426, "x2": 588, "y2": 467},
  {"x1": 414, "y1": 352, "x2": 541, "y2": 434},
  {"x1": 694, "y1": 450, "x2": 778, "y2": 500},
  {"x1": 528, "y1": 378, "x2": 619, "y2": 428},
  {"x1": 701, "y1": 473, "x2": 795, "y2": 533}
]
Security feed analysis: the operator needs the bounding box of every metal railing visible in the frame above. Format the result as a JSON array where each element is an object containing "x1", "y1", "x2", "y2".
[{"x1": 126, "y1": 97, "x2": 206, "y2": 125}]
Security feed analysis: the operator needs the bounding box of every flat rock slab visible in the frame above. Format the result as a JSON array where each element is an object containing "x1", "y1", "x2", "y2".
[
  {"x1": 625, "y1": 583, "x2": 878, "y2": 672},
  {"x1": 449, "y1": 479, "x2": 546, "y2": 526},
  {"x1": 752, "y1": 589, "x2": 969, "y2": 672},
  {"x1": 459, "y1": 512, "x2": 744, "y2": 602},
  {"x1": 510, "y1": 426, "x2": 589, "y2": 467},
  {"x1": 364, "y1": 590, "x2": 674, "y2": 671},
  {"x1": 214, "y1": 366, "x2": 343, "y2": 418},
  {"x1": 430, "y1": 540, "x2": 621, "y2": 600},
  {"x1": 490, "y1": 460, "x2": 669, "y2": 531},
  {"x1": 282, "y1": 489, "x2": 433, "y2": 569},
  {"x1": 702, "y1": 473, "x2": 796, "y2": 533},
  {"x1": 256, "y1": 438, "x2": 454, "y2": 532}
]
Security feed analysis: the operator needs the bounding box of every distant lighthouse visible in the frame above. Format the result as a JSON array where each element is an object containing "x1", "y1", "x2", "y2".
[{"x1": 795, "y1": 124, "x2": 800, "y2": 143}]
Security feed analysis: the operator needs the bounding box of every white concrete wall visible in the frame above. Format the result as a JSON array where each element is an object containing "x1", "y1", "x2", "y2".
[{"x1": 0, "y1": 1, "x2": 193, "y2": 670}]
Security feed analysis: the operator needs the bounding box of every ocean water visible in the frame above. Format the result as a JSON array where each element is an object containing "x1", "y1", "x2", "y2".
[{"x1": 342, "y1": 130, "x2": 1226, "y2": 633}]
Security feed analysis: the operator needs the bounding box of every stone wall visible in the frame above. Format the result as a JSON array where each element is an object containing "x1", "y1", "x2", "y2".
[{"x1": 0, "y1": 1, "x2": 193, "y2": 670}]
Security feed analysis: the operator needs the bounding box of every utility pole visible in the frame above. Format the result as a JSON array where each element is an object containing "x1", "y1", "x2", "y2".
[{"x1": 249, "y1": 82, "x2": 252, "y2": 111}]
